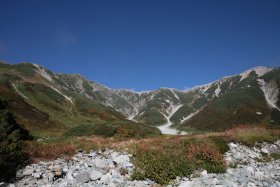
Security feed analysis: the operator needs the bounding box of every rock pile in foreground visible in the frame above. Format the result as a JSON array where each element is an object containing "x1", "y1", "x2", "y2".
[
  {"x1": 10, "y1": 149, "x2": 153, "y2": 187},
  {"x1": 176, "y1": 140, "x2": 280, "y2": 187},
  {"x1": 3, "y1": 140, "x2": 280, "y2": 187}
]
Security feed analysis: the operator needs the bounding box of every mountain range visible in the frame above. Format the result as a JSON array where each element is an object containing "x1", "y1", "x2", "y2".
[{"x1": 0, "y1": 61, "x2": 279, "y2": 136}]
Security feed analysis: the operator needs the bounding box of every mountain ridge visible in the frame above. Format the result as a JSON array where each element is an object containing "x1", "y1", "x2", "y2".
[{"x1": 0, "y1": 61, "x2": 279, "y2": 135}]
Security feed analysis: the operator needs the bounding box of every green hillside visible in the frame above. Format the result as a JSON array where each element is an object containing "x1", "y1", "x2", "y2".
[
  {"x1": 0, "y1": 62, "x2": 160, "y2": 137},
  {"x1": 0, "y1": 62, "x2": 279, "y2": 135},
  {"x1": 179, "y1": 68, "x2": 280, "y2": 131}
]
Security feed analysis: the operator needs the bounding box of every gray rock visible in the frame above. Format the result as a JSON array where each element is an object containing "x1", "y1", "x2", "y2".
[
  {"x1": 221, "y1": 180, "x2": 237, "y2": 187},
  {"x1": 212, "y1": 178, "x2": 219, "y2": 185},
  {"x1": 76, "y1": 171, "x2": 90, "y2": 183},
  {"x1": 86, "y1": 160, "x2": 94, "y2": 167},
  {"x1": 16, "y1": 170, "x2": 24, "y2": 180},
  {"x1": 90, "y1": 170, "x2": 103, "y2": 181},
  {"x1": 62, "y1": 166, "x2": 68, "y2": 173},
  {"x1": 88, "y1": 152, "x2": 96, "y2": 158},
  {"x1": 107, "y1": 182, "x2": 118, "y2": 187},
  {"x1": 113, "y1": 155, "x2": 130, "y2": 167},
  {"x1": 48, "y1": 173, "x2": 54, "y2": 182},
  {"x1": 100, "y1": 173, "x2": 112, "y2": 184},
  {"x1": 246, "y1": 166, "x2": 254, "y2": 173},
  {"x1": 200, "y1": 170, "x2": 207, "y2": 177},
  {"x1": 32, "y1": 172, "x2": 42, "y2": 179},
  {"x1": 273, "y1": 181, "x2": 280, "y2": 187},
  {"x1": 66, "y1": 170, "x2": 74, "y2": 180},
  {"x1": 247, "y1": 182, "x2": 256, "y2": 187},
  {"x1": 23, "y1": 168, "x2": 34, "y2": 176},
  {"x1": 178, "y1": 181, "x2": 194, "y2": 187},
  {"x1": 52, "y1": 165, "x2": 62, "y2": 177},
  {"x1": 261, "y1": 148, "x2": 269, "y2": 154},
  {"x1": 94, "y1": 158, "x2": 108, "y2": 169}
]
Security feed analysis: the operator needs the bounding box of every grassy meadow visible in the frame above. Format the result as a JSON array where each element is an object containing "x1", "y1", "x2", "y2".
[{"x1": 22, "y1": 125, "x2": 280, "y2": 185}]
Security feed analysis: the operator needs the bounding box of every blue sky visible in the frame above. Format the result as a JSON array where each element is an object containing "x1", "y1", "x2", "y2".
[{"x1": 0, "y1": 0, "x2": 279, "y2": 91}]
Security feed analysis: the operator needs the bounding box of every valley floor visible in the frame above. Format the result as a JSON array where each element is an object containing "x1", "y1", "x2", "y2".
[
  {"x1": 157, "y1": 122, "x2": 188, "y2": 135},
  {"x1": 4, "y1": 138, "x2": 280, "y2": 187}
]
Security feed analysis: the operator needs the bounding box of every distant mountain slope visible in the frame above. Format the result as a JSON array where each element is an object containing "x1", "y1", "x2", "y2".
[
  {"x1": 0, "y1": 61, "x2": 279, "y2": 135},
  {"x1": 0, "y1": 62, "x2": 160, "y2": 137},
  {"x1": 178, "y1": 67, "x2": 280, "y2": 131}
]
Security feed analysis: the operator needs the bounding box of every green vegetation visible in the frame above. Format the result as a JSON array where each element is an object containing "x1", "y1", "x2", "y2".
[
  {"x1": 130, "y1": 126, "x2": 279, "y2": 185},
  {"x1": 208, "y1": 136, "x2": 230, "y2": 154},
  {"x1": 132, "y1": 149, "x2": 193, "y2": 185},
  {"x1": 0, "y1": 99, "x2": 32, "y2": 181},
  {"x1": 131, "y1": 137, "x2": 227, "y2": 185},
  {"x1": 233, "y1": 129, "x2": 277, "y2": 146},
  {"x1": 64, "y1": 122, "x2": 161, "y2": 138},
  {"x1": 64, "y1": 124, "x2": 116, "y2": 137},
  {"x1": 225, "y1": 126, "x2": 279, "y2": 146},
  {"x1": 170, "y1": 105, "x2": 194, "y2": 124},
  {"x1": 13, "y1": 125, "x2": 279, "y2": 186},
  {"x1": 271, "y1": 153, "x2": 280, "y2": 160},
  {"x1": 136, "y1": 108, "x2": 166, "y2": 126},
  {"x1": 13, "y1": 63, "x2": 36, "y2": 76},
  {"x1": 182, "y1": 79, "x2": 271, "y2": 131},
  {"x1": 0, "y1": 63, "x2": 150, "y2": 138}
]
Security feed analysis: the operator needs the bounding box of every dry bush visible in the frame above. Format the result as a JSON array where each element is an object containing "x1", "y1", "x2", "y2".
[
  {"x1": 23, "y1": 141, "x2": 76, "y2": 163},
  {"x1": 224, "y1": 125, "x2": 278, "y2": 146},
  {"x1": 186, "y1": 142, "x2": 226, "y2": 173}
]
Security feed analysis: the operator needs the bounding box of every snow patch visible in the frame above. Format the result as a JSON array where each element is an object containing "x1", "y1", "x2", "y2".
[
  {"x1": 258, "y1": 79, "x2": 280, "y2": 111},
  {"x1": 158, "y1": 104, "x2": 188, "y2": 135},
  {"x1": 214, "y1": 84, "x2": 221, "y2": 97},
  {"x1": 33, "y1": 64, "x2": 52, "y2": 81},
  {"x1": 256, "y1": 112, "x2": 262, "y2": 115},
  {"x1": 240, "y1": 66, "x2": 273, "y2": 81},
  {"x1": 193, "y1": 83, "x2": 212, "y2": 94},
  {"x1": 49, "y1": 85, "x2": 73, "y2": 104},
  {"x1": 11, "y1": 82, "x2": 28, "y2": 99},
  {"x1": 128, "y1": 110, "x2": 138, "y2": 121},
  {"x1": 180, "y1": 110, "x2": 200, "y2": 124},
  {"x1": 170, "y1": 89, "x2": 180, "y2": 101},
  {"x1": 180, "y1": 113, "x2": 195, "y2": 124},
  {"x1": 188, "y1": 76, "x2": 232, "y2": 95}
]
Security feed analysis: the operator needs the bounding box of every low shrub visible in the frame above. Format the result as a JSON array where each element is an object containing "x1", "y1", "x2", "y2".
[
  {"x1": 208, "y1": 136, "x2": 230, "y2": 154},
  {"x1": 132, "y1": 149, "x2": 193, "y2": 185},
  {"x1": 226, "y1": 126, "x2": 278, "y2": 146},
  {"x1": 186, "y1": 142, "x2": 227, "y2": 173},
  {"x1": 64, "y1": 124, "x2": 117, "y2": 137},
  {"x1": 131, "y1": 138, "x2": 227, "y2": 185},
  {"x1": 271, "y1": 153, "x2": 280, "y2": 160},
  {"x1": 0, "y1": 99, "x2": 33, "y2": 181},
  {"x1": 64, "y1": 122, "x2": 160, "y2": 139},
  {"x1": 23, "y1": 141, "x2": 76, "y2": 162}
]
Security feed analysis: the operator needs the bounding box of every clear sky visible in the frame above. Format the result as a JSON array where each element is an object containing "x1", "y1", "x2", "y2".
[{"x1": 0, "y1": 0, "x2": 279, "y2": 91}]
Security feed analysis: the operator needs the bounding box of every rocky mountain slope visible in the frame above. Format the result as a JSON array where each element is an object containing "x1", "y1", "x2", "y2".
[
  {"x1": 0, "y1": 62, "x2": 159, "y2": 137},
  {"x1": 0, "y1": 61, "x2": 279, "y2": 135}
]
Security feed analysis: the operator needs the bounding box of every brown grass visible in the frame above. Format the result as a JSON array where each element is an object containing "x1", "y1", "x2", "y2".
[
  {"x1": 23, "y1": 141, "x2": 76, "y2": 163},
  {"x1": 223, "y1": 125, "x2": 280, "y2": 146},
  {"x1": 23, "y1": 125, "x2": 280, "y2": 163},
  {"x1": 186, "y1": 142, "x2": 226, "y2": 166}
]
